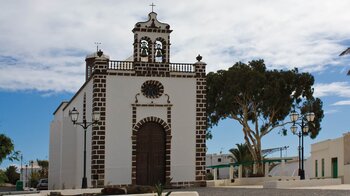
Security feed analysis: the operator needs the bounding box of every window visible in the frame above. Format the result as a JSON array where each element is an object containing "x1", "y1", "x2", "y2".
[
  {"x1": 315, "y1": 160, "x2": 318, "y2": 177},
  {"x1": 321, "y1": 158, "x2": 325, "y2": 177},
  {"x1": 218, "y1": 158, "x2": 222, "y2": 162}
]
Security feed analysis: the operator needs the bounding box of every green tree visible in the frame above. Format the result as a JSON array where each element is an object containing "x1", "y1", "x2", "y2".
[
  {"x1": 0, "y1": 134, "x2": 19, "y2": 164},
  {"x1": 30, "y1": 171, "x2": 40, "y2": 188},
  {"x1": 37, "y1": 159, "x2": 49, "y2": 178},
  {"x1": 229, "y1": 143, "x2": 253, "y2": 177},
  {"x1": 0, "y1": 170, "x2": 8, "y2": 185},
  {"x1": 5, "y1": 165, "x2": 19, "y2": 185},
  {"x1": 207, "y1": 60, "x2": 324, "y2": 174},
  {"x1": 229, "y1": 143, "x2": 252, "y2": 164}
]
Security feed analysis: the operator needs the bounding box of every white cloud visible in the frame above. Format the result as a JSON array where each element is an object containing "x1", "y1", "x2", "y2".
[
  {"x1": 332, "y1": 100, "x2": 350, "y2": 106},
  {"x1": 324, "y1": 109, "x2": 339, "y2": 114},
  {"x1": 313, "y1": 82, "x2": 350, "y2": 98},
  {"x1": 1, "y1": 0, "x2": 350, "y2": 92}
]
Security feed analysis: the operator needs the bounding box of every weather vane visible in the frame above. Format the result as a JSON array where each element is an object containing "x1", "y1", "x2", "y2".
[
  {"x1": 94, "y1": 42, "x2": 101, "y2": 52},
  {"x1": 150, "y1": 3, "x2": 156, "y2": 12}
]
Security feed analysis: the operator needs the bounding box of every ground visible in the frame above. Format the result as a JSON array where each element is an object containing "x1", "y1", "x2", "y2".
[
  {"x1": 179, "y1": 186, "x2": 350, "y2": 196},
  {"x1": 2, "y1": 185, "x2": 350, "y2": 196}
]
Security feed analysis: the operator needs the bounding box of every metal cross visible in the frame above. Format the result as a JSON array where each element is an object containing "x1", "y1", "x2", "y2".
[
  {"x1": 150, "y1": 3, "x2": 156, "y2": 12},
  {"x1": 94, "y1": 42, "x2": 101, "y2": 51}
]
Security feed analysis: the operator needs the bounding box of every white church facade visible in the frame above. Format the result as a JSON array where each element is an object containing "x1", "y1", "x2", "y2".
[{"x1": 49, "y1": 11, "x2": 207, "y2": 189}]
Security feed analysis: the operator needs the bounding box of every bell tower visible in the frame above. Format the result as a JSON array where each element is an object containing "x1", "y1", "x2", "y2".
[{"x1": 132, "y1": 11, "x2": 172, "y2": 63}]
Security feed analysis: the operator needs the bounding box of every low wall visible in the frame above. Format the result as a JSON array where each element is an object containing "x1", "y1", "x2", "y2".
[
  {"x1": 206, "y1": 180, "x2": 229, "y2": 187},
  {"x1": 207, "y1": 176, "x2": 299, "y2": 187},
  {"x1": 263, "y1": 178, "x2": 342, "y2": 188},
  {"x1": 4, "y1": 189, "x2": 198, "y2": 196},
  {"x1": 232, "y1": 176, "x2": 299, "y2": 186}
]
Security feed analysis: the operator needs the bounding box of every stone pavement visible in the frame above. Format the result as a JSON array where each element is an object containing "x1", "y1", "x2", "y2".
[
  {"x1": 4, "y1": 185, "x2": 350, "y2": 196},
  {"x1": 179, "y1": 185, "x2": 350, "y2": 196}
]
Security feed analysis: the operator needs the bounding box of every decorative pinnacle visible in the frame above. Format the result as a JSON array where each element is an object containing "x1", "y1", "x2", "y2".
[
  {"x1": 97, "y1": 49, "x2": 103, "y2": 57},
  {"x1": 196, "y1": 54, "x2": 202, "y2": 62}
]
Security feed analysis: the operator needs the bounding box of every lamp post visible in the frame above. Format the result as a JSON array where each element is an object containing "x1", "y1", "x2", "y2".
[
  {"x1": 69, "y1": 107, "x2": 100, "y2": 189},
  {"x1": 290, "y1": 110, "x2": 315, "y2": 180},
  {"x1": 30, "y1": 160, "x2": 34, "y2": 188},
  {"x1": 20, "y1": 154, "x2": 23, "y2": 183},
  {"x1": 25, "y1": 164, "x2": 28, "y2": 188}
]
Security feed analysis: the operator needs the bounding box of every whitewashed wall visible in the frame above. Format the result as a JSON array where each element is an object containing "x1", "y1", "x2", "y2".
[
  {"x1": 49, "y1": 103, "x2": 66, "y2": 189},
  {"x1": 49, "y1": 80, "x2": 93, "y2": 189},
  {"x1": 105, "y1": 76, "x2": 196, "y2": 184}
]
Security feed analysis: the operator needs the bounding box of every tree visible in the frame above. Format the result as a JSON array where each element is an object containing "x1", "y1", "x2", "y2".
[
  {"x1": 207, "y1": 60, "x2": 324, "y2": 174},
  {"x1": 30, "y1": 171, "x2": 40, "y2": 188},
  {"x1": 229, "y1": 143, "x2": 253, "y2": 177},
  {"x1": 37, "y1": 159, "x2": 49, "y2": 178},
  {"x1": 0, "y1": 170, "x2": 8, "y2": 185},
  {"x1": 5, "y1": 165, "x2": 19, "y2": 185},
  {"x1": 0, "y1": 134, "x2": 19, "y2": 164},
  {"x1": 229, "y1": 143, "x2": 252, "y2": 163}
]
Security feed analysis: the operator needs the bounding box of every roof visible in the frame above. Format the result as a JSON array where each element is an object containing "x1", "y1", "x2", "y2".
[
  {"x1": 133, "y1": 12, "x2": 172, "y2": 33},
  {"x1": 53, "y1": 101, "x2": 69, "y2": 115},
  {"x1": 86, "y1": 51, "x2": 110, "y2": 59}
]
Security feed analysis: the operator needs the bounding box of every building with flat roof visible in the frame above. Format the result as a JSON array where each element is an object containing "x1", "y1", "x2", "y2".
[{"x1": 310, "y1": 132, "x2": 350, "y2": 183}]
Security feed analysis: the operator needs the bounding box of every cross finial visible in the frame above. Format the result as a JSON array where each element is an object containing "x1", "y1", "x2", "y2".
[
  {"x1": 94, "y1": 42, "x2": 101, "y2": 52},
  {"x1": 150, "y1": 3, "x2": 156, "y2": 12}
]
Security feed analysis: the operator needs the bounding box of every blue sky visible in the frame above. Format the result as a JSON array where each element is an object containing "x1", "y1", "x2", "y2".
[{"x1": 1, "y1": 0, "x2": 350, "y2": 168}]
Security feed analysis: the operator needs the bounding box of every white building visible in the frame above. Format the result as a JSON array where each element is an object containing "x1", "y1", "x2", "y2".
[
  {"x1": 310, "y1": 132, "x2": 350, "y2": 183},
  {"x1": 206, "y1": 154, "x2": 233, "y2": 179},
  {"x1": 49, "y1": 11, "x2": 207, "y2": 189},
  {"x1": 19, "y1": 162, "x2": 41, "y2": 188}
]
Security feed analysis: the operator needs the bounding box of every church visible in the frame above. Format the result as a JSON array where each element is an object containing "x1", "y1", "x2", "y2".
[{"x1": 49, "y1": 10, "x2": 207, "y2": 189}]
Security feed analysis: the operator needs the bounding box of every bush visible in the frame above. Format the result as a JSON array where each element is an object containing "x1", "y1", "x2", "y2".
[{"x1": 205, "y1": 172, "x2": 214, "y2": 180}]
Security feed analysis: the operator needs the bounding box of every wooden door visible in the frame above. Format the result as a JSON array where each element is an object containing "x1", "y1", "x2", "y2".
[{"x1": 136, "y1": 122, "x2": 165, "y2": 185}]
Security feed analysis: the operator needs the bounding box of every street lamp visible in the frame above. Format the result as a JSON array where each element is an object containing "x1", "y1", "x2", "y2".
[
  {"x1": 69, "y1": 107, "x2": 100, "y2": 189},
  {"x1": 30, "y1": 160, "x2": 34, "y2": 188},
  {"x1": 290, "y1": 110, "x2": 315, "y2": 180},
  {"x1": 25, "y1": 164, "x2": 28, "y2": 188}
]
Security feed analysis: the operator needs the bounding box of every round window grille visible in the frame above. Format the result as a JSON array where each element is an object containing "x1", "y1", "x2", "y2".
[{"x1": 141, "y1": 80, "x2": 164, "y2": 99}]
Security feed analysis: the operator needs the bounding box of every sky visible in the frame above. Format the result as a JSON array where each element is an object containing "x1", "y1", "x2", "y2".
[{"x1": 1, "y1": 0, "x2": 350, "y2": 168}]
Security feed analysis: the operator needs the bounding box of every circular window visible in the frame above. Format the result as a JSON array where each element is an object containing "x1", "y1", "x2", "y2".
[{"x1": 141, "y1": 80, "x2": 164, "y2": 99}]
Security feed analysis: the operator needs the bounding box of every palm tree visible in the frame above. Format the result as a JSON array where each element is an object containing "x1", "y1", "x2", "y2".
[
  {"x1": 339, "y1": 48, "x2": 350, "y2": 75},
  {"x1": 229, "y1": 143, "x2": 253, "y2": 177}
]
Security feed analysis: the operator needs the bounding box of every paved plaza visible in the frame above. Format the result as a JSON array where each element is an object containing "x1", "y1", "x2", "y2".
[
  {"x1": 180, "y1": 186, "x2": 350, "y2": 196},
  {"x1": 3, "y1": 185, "x2": 350, "y2": 196}
]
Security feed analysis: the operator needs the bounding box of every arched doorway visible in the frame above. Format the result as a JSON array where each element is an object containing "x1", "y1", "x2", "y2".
[{"x1": 136, "y1": 122, "x2": 165, "y2": 185}]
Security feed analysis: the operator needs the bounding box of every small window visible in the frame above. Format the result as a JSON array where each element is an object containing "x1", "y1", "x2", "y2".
[{"x1": 218, "y1": 158, "x2": 222, "y2": 162}]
